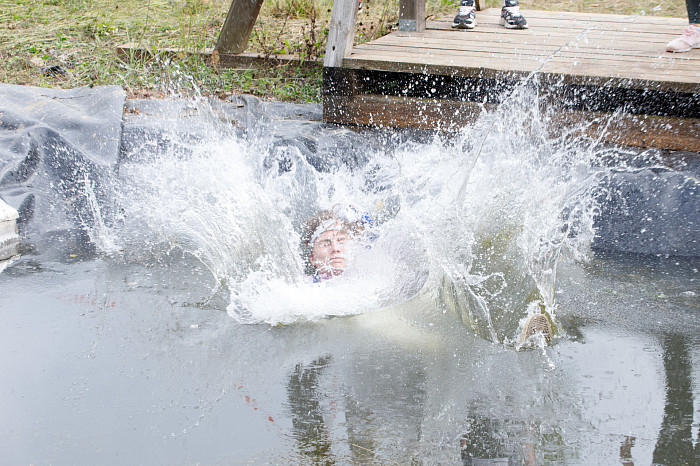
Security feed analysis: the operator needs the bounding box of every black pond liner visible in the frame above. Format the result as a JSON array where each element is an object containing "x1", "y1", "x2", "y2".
[{"x1": 1, "y1": 83, "x2": 697, "y2": 259}]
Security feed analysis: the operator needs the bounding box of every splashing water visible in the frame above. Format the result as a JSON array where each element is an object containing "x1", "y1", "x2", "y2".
[{"x1": 98, "y1": 87, "x2": 606, "y2": 343}]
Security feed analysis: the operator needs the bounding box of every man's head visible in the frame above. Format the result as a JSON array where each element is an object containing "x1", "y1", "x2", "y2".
[
  {"x1": 302, "y1": 207, "x2": 366, "y2": 276},
  {"x1": 310, "y1": 227, "x2": 351, "y2": 274}
]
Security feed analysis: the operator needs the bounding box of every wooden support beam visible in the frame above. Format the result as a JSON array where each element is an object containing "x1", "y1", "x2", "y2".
[
  {"x1": 216, "y1": 0, "x2": 264, "y2": 54},
  {"x1": 117, "y1": 43, "x2": 322, "y2": 70},
  {"x1": 324, "y1": 93, "x2": 700, "y2": 152},
  {"x1": 552, "y1": 111, "x2": 700, "y2": 153},
  {"x1": 324, "y1": 0, "x2": 360, "y2": 67},
  {"x1": 324, "y1": 94, "x2": 487, "y2": 131},
  {"x1": 399, "y1": 0, "x2": 425, "y2": 32}
]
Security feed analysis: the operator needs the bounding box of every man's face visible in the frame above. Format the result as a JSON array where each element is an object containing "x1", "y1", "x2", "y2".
[{"x1": 310, "y1": 229, "x2": 351, "y2": 275}]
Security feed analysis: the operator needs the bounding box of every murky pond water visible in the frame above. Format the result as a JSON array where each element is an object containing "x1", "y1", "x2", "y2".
[
  {"x1": 0, "y1": 85, "x2": 698, "y2": 464},
  {"x1": 2, "y1": 253, "x2": 697, "y2": 464}
]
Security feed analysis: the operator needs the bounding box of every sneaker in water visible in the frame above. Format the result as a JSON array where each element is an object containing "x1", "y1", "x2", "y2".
[
  {"x1": 500, "y1": 0, "x2": 528, "y2": 29},
  {"x1": 666, "y1": 25, "x2": 700, "y2": 53},
  {"x1": 519, "y1": 313, "x2": 552, "y2": 345},
  {"x1": 452, "y1": 0, "x2": 477, "y2": 29}
]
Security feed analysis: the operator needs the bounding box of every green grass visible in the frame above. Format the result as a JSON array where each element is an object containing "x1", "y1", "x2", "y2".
[{"x1": 0, "y1": 0, "x2": 688, "y2": 103}]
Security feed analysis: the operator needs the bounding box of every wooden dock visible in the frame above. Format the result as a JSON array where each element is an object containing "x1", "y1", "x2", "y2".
[{"x1": 324, "y1": 9, "x2": 700, "y2": 151}]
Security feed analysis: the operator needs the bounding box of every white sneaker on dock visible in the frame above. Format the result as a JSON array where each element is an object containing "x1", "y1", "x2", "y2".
[
  {"x1": 500, "y1": 0, "x2": 528, "y2": 29},
  {"x1": 452, "y1": 0, "x2": 477, "y2": 29},
  {"x1": 666, "y1": 25, "x2": 700, "y2": 53}
]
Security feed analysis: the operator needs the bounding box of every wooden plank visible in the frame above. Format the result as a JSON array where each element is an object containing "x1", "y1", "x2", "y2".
[
  {"x1": 346, "y1": 52, "x2": 537, "y2": 75},
  {"x1": 363, "y1": 33, "x2": 698, "y2": 58},
  {"x1": 325, "y1": 67, "x2": 698, "y2": 121},
  {"x1": 418, "y1": 26, "x2": 691, "y2": 43},
  {"x1": 540, "y1": 58, "x2": 700, "y2": 80},
  {"x1": 343, "y1": 56, "x2": 533, "y2": 80},
  {"x1": 342, "y1": 57, "x2": 699, "y2": 93},
  {"x1": 428, "y1": 17, "x2": 688, "y2": 33},
  {"x1": 117, "y1": 43, "x2": 322, "y2": 69},
  {"x1": 324, "y1": 94, "x2": 486, "y2": 130},
  {"x1": 430, "y1": 8, "x2": 689, "y2": 27},
  {"x1": 216, "y1": 0, "x2": 264, "y2": 54},
  {"x1": 356, "y1": 41, "x2": 698, "y2": 66},
  {"x1": 347, "y1": 54, "x2": 698, "y2": 81},
  {"x1": 551, "y1": 110, "x2": 700, "y2": 152},
  {"x1": 428, "y1": 17, "x2": 687, "y2": 31},
  {"x1": 353, "y1": 42, "x2": 700, "y2": 72},
  {"x1": 514, "y1": 19, "x2": 683, "y2": 33},
  {"x1": 325, "y1": 0, "x2": 360, "y2": 67},
  {"x1": 324, "y1": 94, "x2": 700, "y2": 152},
  {"x1": 376, "y1": 35, "x2": 697, "y2": 62},
  {"x1": 404, "y1": 27, "x2": 691, "y2": 47},
  {"x1": 345, "y1": 47, "x2": 700, "y2": 83},
  {"x1": 427, "y1": 16, "x2": 689, "y2": 38},
  {"x1": 427, "y1": 28, "x2": 687, "y2": 43},
  {"x1": 509, "y1": 9, "x2": 688, "y2": 24}
]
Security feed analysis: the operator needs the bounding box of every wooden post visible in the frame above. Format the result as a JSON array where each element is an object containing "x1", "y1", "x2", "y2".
[
  {"x1": 324, "y1": 0, "x2": 359, "y2": 67},
  {"x1": 399, "y1": 0, "x2": 425, "y2": 32},
  {"x1": 216, "y1": 0, "x2": 265, "y2": 54}
]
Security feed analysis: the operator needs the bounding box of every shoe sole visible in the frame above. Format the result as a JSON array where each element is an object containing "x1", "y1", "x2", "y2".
[
  {"x1": 520, "y1": 313, "x2": 552, "y2": 344},
  {"x1": 452, "y1": 22, "x2": 476, "y2": 29},
  {"x1": 666, "y1": 44, "x2": 700, "y2": 52}
]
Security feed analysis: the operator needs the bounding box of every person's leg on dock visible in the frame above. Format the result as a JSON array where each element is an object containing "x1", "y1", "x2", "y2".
[
  {"x1": 666, "y1": 0, "x2": 700, "y2": 52},
  {"x1": 452, "y1": 0, "x2": 476, "y2": 29},
  {"x1": 500, "y1": 0, "x2": 528, "y2": 29}
]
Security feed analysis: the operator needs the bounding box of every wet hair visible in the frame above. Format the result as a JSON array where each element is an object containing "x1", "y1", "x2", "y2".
[{"x1": 301, "y1": 210, "x2": 366, "y2": 271}]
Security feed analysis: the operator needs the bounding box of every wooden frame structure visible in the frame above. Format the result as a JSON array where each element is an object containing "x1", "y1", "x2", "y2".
[
  {"x1": 214, "y1": 0, "x2": 700, "y2": 151},
  {"x1": 217, "y1": 0, "x2": 265, "y2": 54},
  {"x1": 215, "y1": 0, "x2": 440, "y2": 56}
]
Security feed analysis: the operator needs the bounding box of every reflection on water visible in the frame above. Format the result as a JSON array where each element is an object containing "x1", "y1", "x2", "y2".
[
  {"x1": 287, "y1": 355, "x2": 334, "y2": 460},
  {"x1": 285, "y1": 337, "x2": 430, "y2": 463},
  {"x1": 459, "y1": 416, "x2": 535, "y2": 465},
  {"x1": 653, "y1": 335, "x2": 700, "y2": 465},
  {"x1": 620, "y1": 435, "x2": 635, "y2": 466},
  {"x1": 454, "y1": 327, "x2": 700, "y2": 466}
]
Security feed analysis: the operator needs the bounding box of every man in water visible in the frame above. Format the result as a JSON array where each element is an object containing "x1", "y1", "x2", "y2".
[
  {"x1": 301, "y1": 204, "x2": 552, "y2": 346},
  {"x1": 301, "y1": 204, "x2": 371, "y2": 282}
]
